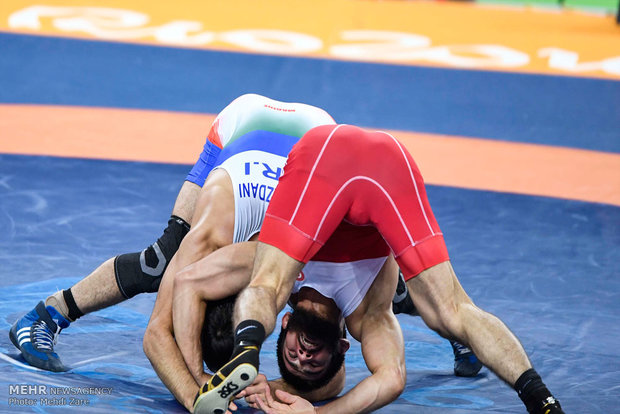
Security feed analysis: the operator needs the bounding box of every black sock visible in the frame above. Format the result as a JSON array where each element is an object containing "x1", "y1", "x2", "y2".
[
  {"x1": 62, "y1": 289, "x2": 84, "y2": 321},
  {"x1": 233, "y1": 320, "x2": 265, "y2": 355},
  {"x1": 515, "y1": 369, "x2": 557, "y2": 413}
]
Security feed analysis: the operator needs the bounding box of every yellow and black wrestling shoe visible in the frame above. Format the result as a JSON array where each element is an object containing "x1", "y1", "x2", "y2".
[{"x1": 193, "y1": 346, "x2": 259, "y2": 414}]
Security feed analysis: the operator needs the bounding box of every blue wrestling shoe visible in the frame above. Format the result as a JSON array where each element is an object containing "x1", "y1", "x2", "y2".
[
  {"x1": 9, "y1": 301, "x2": 70, "y2": 372},
  {"x1": 451, "y1": 340, "x2": 483, "y2": 377}
]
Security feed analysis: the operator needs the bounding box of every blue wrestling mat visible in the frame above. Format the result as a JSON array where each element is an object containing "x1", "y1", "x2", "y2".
[
  {"x1": 1, "y1": 11, "x2": 620, "y2": 414},
  {"x1": 1, "y1": 154, "x2": 618, "y2": 413}
]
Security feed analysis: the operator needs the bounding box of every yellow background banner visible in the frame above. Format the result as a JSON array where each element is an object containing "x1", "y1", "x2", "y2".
[{"x1": 2, "y1": 0, "x2": 619, "y2": 79}]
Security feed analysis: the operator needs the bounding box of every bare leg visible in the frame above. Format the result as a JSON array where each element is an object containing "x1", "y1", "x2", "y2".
[
  {"x1": 171, "y1": 181, "x2": 202, "y2": 225},
  {"x1": 407, "y1": 261, "x2": 531, "y2": 386},
  {"x1": 234, "y1": 242, "x2": 305, "y2": 336},
  {"x1": 12, "y1": 180, "x2": 202, "y2": 372},
  {"x1": 69, "y1": 258, "x2": 124, "y2": 313}
]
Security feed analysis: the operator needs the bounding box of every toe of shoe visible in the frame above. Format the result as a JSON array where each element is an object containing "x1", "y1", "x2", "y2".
[
  {"x1": 454, "y1": 359, "x2": 483, "y2": 377},
  {"x1": 20, "y1": 345, "x2": 68, "y2": 372}
]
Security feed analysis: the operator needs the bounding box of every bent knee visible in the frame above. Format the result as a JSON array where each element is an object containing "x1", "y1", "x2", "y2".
[{"x1": 381, "y1": 365, "x2": 406, "y2": 401}]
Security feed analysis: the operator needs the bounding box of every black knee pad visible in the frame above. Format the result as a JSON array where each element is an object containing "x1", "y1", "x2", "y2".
[{"x1": 114, "y1": 215, "x2": 190, "y2": 298}]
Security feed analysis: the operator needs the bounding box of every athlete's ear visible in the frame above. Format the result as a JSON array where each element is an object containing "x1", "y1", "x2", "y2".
[
  {"x1": 281, "y1": 312, "x2": 293, "y2": 330},
  {"x1": 337, "y1": 338, "x2": 350, "y2": 354}
]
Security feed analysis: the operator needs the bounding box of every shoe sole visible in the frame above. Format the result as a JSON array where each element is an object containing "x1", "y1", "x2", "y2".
[
  {"x1": 194, "y1": 363, "x2": 257, "y2": 414},
  {"x1": 9, "y1": 324, "x2": 20, "y2": 351}
]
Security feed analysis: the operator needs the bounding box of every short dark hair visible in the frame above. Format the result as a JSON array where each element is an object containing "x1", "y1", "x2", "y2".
[
  {"x1": 276, "y1": 307, "x2": 346, "y2": 392},
  {"x1": 201, "y1": 295, "x2": 236, "y2": 372}
]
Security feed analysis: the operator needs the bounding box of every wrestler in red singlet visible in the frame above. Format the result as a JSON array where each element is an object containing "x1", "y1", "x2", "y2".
[{"x1": 259, "y1": 124, "x2": 450, "y2": 279}]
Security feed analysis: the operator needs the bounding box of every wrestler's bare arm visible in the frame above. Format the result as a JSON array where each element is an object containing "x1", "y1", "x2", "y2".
[
  {"x1": 144, "y1": 170, "x2": 236, "y2": 410},
  {"x1": 238, "y1": 366, "x2": 345, "y2": 410},
  {"x1": 143, "y1": 253, "x2": 202, "y2": 411},
  {"x1": 174, "y1": 240, "x2": 345, "y2": 407},
  {"x1": 172, "y1": 242, "x2": 257, "y2": 385},
  {"x1": 143, "y1": 233, "x2": 237, "y2": 409},
  {"x1": 317, "y1": 256, "x2": 406, "y2": 414}
]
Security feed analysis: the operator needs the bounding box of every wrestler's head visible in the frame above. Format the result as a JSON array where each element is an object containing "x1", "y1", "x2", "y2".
[
  {"x1": 276, "y1": 307, "x2": 350, "y2": 392},
  {"x1": 201, "y1": 295, "x2": 236, "y2": 372}
]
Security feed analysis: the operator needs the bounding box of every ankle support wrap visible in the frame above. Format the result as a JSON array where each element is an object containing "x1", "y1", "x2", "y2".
[{"x1": 62, "y1": 288, "x2": 84, "y2": 321}]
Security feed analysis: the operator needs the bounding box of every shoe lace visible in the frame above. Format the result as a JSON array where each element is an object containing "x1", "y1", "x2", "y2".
[{"x1": 32, "y1": 320, "x2": 61, "y2": 351}]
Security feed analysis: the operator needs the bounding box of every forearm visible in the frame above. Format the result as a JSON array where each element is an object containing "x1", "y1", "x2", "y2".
[
  {"x1": 316, "y1": 367, "x2": 403, "y2": 414},
  {"x1": 172, "y1": 276, "x2": 208, "y2": 384},
  {"x1": 144, "y1": 327, "x2": 203, "y2": 411},
  {"x1": 336, "y1": 271, "x2": 405, "y2": 414},
  {"x1": 173, "y1": 242, "x2": 258, "y2": 377}
]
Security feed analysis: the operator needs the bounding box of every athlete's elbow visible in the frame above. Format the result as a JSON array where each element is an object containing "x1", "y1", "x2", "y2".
[
  {"x1": 173, "y1": 265, "x2": 193, "y2": 293},
  {"x1": 143, "y1": 319, "x2": 170, "y2": 362},
  {"x1": 380, "y1": 365, "x2": 406, "y2": 402},
  {"x1": 142, "y1": 324, "x2": 157, "y2": 362}
]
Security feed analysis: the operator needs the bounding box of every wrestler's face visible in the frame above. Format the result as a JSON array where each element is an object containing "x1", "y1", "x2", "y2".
[
  {"x1": 276, "y1": 309, "x2": 348, "y2": 392},
  {"x1": 281, "y1": 329, "x2": 333, "y2": 380}
]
